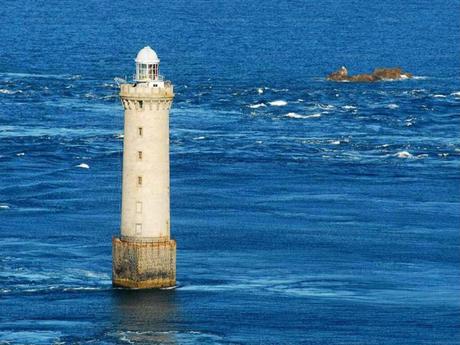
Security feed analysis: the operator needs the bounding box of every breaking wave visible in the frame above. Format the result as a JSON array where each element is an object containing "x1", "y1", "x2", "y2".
[
  {"x1": 249, "y1": 103, "x2": 266, "y2": 109},
  {"x1": 268, "y1": 100, "x2": 287, "y2": 106},
  {"x1": 285, "y1": 112, "x2": 321, "y2": 119},
  {"x1": 0, "y1": 88, "x2": 22, "y2": 95},
  {"x1": 395, "y1": 151, "x2": 413, "y2": 158}
]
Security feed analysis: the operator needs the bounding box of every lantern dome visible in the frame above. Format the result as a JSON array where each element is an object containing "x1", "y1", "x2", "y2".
[{"x1": 135, "y1": 46, "x2": 160, "y2": 64}]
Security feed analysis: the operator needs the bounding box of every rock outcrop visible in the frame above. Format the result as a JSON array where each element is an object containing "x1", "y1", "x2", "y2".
[{"x1": 327, "y1": 67, "x2": 412, "y2": 82}]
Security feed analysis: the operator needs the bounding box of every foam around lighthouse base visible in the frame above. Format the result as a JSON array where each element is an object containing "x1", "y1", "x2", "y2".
[{"x1": 112, "y1": 237, "x2": 176, "y2": 289}]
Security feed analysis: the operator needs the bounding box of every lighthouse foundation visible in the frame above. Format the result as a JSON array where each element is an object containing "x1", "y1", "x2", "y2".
[{"x1": 112, "y1": 237, "x2": 176, "y2": 289}]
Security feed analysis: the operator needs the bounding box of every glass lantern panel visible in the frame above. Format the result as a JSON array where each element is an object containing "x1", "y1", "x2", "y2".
[
  {"x1": 148, "y1": 64, "x2": 154, "y2": 80},
  {"x1": 138, "y1": 64, "x2": 146, "y2": 80}
]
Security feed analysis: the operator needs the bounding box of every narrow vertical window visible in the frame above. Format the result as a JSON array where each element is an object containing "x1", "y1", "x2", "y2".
[
  {"x1": 138, "y1": 151, "x2": 143, "y2": 160},
  {"x1": 137, "y1": 176, "x2": 143, "y2": 185},
  {"x1": 148, "y1": 64, "x2": 153, "y2": 80},
  {"x1": 138, "y1": 127, "x2": 143, "y2": 136},
  {"x1": 136, "y1": 201, "x2": 142, "y2": 214},
  {"x1": 139, "y1": 100, "x2": 143, "y2": 109},
  {"x1": 139, "y1": 64, "x2": 148, "y2": 80},
  {"x1": 135, "y1": 223, "x2": 142, "y2": 235}
]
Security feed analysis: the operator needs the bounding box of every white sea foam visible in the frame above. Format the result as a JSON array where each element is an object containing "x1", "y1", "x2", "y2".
[
  {"x1": 62, "y1": 286, "x2": 107, "y2": 292},
  {"x1": 1, "y1": 72, "x2": 80, "y2": 80},
  {"x1": 112, "y1": 330, "x2": 223, "y2": 344},
  {"x1": 285, "y1": 112, "x2": 321, "y2": 119},
  {"x1": 411, "y1": 88, "x2": 427, "y2": 94},
  {"x1": 412, "y1": 76, "x2": 428, "y2": 80},
  {"x1": 84, "y1": 92, "x2": 97, "y2": 99},
  {"x1": 101, "y1": 95, "x2": 116, "y2": 100},
  {"x1": 76, "y1": 163, "x2": 90, "y2": 169},
  {"x1": 178, "y1": 282, "x2": 263, "y2": 292},
  {"x1": 395, "y1": 151, "x2": 413, "y2": 158},
  {"x1": 318, "y1": 104, "x2": 334, "y2": 110},
  {"x1": 269, "y1": 100, "x2": 287, "y2": 106},
  {"x1": 285, "y1": 112, "x2": 304, "y2": 119},
  {"x1": 432, "y1": 94, "x2": 446, "y2": 98},
  {"x1": 16, "y1": 152, "x2": 25, "y2": 156},
  {"x1": 451, "y1": 91, "x2": 460, "y2": 97},
  {"x1": 71, "y1": 269, "x2": 110, "y2": 280},
  {"x1": 257, "y1": 88, "x2": 264, "y2": 94},
  {"x1": 193, "y1": 136, "x2": 206, "y2": 140},
  {"x1": 0, "y1": 204, "x2": 10, "y2": 209},
  {"x1": 0, "y1": 330, "x2": 62, "y2": 345},
  {"x1": 116, "y1": 133, "x2": 124, "y2": 139},
  {"x1": 387, "y1": 103, "x2": 399, "y2": 109},
  {"x1": 330, "y1": 140, "x2": 341, "y2": 145},
  {"x1": 0, "y1": 88, "x2": 21, "y2": 95},
  {"x1": 249, "y1": 103, "x2": 266, "y2": 109},
  {"x1": 380, "y1": 78, "x2": 400, "y2": 82},
  {"x1": 269, "y1": 286, "x2": 356, "y2": 298},
  {"x1": 268, "y1": 88, "x2": 288, "y2": 92},
  {"x1": 406, "y1": 116, "x2": 417, "y2": 126},
  {"x1": 342, "y1": 105, "x2": 357, "y2": 110}
]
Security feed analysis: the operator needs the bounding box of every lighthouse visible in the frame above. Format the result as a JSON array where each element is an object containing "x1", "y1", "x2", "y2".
[{"x1": 112, "y1": 46, "x2": 176, "y2": 289}]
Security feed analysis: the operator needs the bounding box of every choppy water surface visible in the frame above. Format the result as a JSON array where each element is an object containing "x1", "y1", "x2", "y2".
[{"x1": 1, "y1": 0, "x2": 459, "y2": 344}]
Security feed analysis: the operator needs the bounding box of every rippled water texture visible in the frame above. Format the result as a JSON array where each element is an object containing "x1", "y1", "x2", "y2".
[{"x1": 1, "y1": 0, "x2": 460, "y2": 344}]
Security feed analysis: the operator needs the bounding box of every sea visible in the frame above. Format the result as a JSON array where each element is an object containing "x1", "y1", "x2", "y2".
[{"x1": 0, "y1": 0, "x2": 459, "y2": 344}]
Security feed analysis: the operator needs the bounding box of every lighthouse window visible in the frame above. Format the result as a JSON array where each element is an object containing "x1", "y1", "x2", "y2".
[
  {"x1": 138, "y1": 127, "x2": 143, "y2": 136},
  {"x1": 135, "y1": 223, "x2": 142, "y2": 235},
  {"x1": 138, "y1": 151, "x2": 143, "y2": 160},
  {"x1": 148, "y1": 64, "x2": 153, "y2": 79},
  {"x1": 139, "y1": 100, "x2": 143, "y2": 109},
  {"x1": 136, "y1": 202, "x2": 142, "y2": 213},
  {"x1": 137, "y1": 176, "x2": 143, "y2": 185},
  {"x1": 138, "y1": 64, "x2": 148, "y2": 80}
]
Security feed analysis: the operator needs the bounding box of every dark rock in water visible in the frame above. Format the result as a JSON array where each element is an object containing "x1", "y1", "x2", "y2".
[
  {"x1": 327, "y1": 66, "x2": 349, "y2": 80},
  {"x1": 372, "y1": 67, "x2": 412, "y2": 80},
  {"x1": 327, "y1": 66, "x2": 412, "y2": 82},
  {"x1": 348, "y1": 73, "x2": 376, "y2": 82}
]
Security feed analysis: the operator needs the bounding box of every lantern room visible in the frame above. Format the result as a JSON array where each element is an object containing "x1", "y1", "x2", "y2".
[{"x1": 135, "y1": 46, "x2": 160, "y2": 82}]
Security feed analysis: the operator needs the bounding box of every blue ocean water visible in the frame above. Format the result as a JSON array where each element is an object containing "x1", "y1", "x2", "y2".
[{"x1": 1, "y1": 0, "x2": 459, "y2": 344}]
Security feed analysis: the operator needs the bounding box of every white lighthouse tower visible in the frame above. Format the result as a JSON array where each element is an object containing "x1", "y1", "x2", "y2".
[{"x1": 112, "y1": 46, "x2": 176, "y2": 289}]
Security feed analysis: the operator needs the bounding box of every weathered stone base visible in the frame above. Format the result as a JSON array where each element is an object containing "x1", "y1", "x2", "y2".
[{"x1": 112, "y1": 237, "x2": 176, "y2": 289}]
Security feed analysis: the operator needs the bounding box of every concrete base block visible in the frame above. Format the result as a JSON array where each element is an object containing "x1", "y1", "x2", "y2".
[{"x1": 112, "y1": 237, "x2": 176, "y2": 289}]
